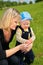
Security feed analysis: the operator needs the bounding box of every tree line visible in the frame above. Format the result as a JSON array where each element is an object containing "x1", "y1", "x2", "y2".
[{"x1": 0, "y1": 0, "x2": 43, "y2": 10}]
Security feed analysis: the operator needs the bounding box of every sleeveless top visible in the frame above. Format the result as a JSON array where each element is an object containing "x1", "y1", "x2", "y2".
[
  {"x1": 16, "y1": 26, "x2": 32, "y2": 45},
  {"x1": 0, "y1": 26, "x2": 18, "y2": 60}
]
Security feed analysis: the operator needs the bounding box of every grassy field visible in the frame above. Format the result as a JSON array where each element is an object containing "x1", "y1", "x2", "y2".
[{"x1": 0, "y1": 1, "x2": 43, "y2": 65}]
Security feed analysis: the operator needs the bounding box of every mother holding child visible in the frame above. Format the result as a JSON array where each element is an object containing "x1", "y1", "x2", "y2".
[{"x1": 0, "y1": 8, "x2": 35, "y2": 65}]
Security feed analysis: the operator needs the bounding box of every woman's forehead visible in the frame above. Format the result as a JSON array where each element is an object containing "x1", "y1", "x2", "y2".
[{"x1": 12, "y1": 15, "x2": 21, "y2": 23}]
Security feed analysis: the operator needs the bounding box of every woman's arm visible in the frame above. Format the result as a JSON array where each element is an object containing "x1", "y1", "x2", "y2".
[
  {"x1": 0, "y1": 40, "x2": 29, "y2": 58},
  {"x1": 6, "y1": 43, "x2": 30, "y2": 57},
  {"x1": 0, "y1": 39, "x2": 21, "y2": 58},
  {"x1": 6, "y1": 45, "x2": 21, "y2": 57}
]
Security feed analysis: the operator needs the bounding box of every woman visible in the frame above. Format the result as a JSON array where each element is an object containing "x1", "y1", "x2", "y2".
[{"x1": 0, "y1": 8, "x2": 29, "y2": 65}]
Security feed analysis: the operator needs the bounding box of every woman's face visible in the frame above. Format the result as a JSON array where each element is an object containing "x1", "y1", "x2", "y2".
[{"x1": 10, "y1": 15, "x2": 20, "y2": 30}]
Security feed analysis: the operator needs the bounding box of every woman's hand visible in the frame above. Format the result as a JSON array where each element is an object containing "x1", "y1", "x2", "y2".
[
  {"x1": 24, "y1": 43, "x2": 33, "y2": 53},
  {"x1": 20, "y1": 43, "x2": 29, "y2": 53},
  {"x1": 20, "y1": 42, "x2": 33, "y2": 53}
]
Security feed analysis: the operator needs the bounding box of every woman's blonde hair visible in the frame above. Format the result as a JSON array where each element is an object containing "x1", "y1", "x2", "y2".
[{"x1": 0, "y1": 8, "x2": 20, "y2": 29}]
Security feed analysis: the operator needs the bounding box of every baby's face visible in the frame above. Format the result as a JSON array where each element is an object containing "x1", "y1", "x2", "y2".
[{"x1": 21, "y1": 20, "x2": 30, "y2": 29}]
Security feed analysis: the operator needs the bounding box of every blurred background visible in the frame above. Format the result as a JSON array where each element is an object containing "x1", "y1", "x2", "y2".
[{"x1": 0, "y1": 0, "x2": 43, "y2": 65}]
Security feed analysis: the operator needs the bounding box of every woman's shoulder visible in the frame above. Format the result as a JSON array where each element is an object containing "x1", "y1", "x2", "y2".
[
  {"x1": 0, "y1": 29, "x2": 3, "y2": 37},
  {"x1": 0, "y1": 29, "x2": 3, "y2": 33}
]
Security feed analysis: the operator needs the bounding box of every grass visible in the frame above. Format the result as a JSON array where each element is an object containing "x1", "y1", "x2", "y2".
[{"x1": 0, "y1": 1, "x2": 43, "y2": 65}]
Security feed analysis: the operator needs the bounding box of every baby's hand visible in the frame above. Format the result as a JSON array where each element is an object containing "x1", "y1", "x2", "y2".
[{"x1": 25, "y1": 39, "x2": 32, "y2": 44}]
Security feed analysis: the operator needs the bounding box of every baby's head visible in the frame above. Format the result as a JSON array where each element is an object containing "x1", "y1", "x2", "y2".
[{"x1": 20, "y1": 11, "x2": 32, "y2": 29}]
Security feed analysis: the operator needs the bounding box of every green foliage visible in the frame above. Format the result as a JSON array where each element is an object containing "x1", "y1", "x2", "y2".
[
  {"x1": 11, "y1": 2, "x2": 18, "y2": 6},
  {"x1": 22, "y1": 2, "x2": 27, "y2": 5},
  {"x1": 0, "y1": 1, "x2": 4, "y2": 9},
  {"x1": 18, "y1": 2, "x2": 27, "y2": 5},
  {"x1": 36, "y1": 0, "x2": 43, "y2": 2},
  {"x1": 0, "y1": 1, "x2": 27, "y2": 9},
  {"x1": 0, "y1": 1, "x2": 18, "y2": 9},
  {"x1": 29, "y1": 1, "x2": 33, "y2": 4}
]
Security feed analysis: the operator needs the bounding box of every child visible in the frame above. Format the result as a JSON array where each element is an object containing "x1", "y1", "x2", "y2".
[{"x1": 16, "y1": 11, "x2": 36, "y2": 65}]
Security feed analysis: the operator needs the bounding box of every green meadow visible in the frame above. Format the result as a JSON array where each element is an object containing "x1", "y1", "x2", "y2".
[{"x1": 0, "y1": 1, "x2": 43, "y2": 65}]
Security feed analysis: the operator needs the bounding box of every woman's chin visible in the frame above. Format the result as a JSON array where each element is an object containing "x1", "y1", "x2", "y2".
[
  {"x1": 10, "y1": 27, "x2": 16, "y2": 30},
  {"x1": 12, "y1": 27, "x2": 16, "y2": 30}
]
